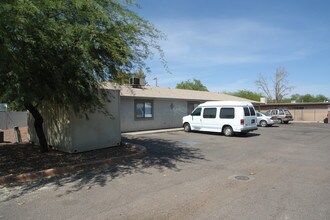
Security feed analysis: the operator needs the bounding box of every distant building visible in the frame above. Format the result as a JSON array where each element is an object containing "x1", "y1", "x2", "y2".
[{"x1": 258, "y1": 102, "x2": 329, "y2": 122}]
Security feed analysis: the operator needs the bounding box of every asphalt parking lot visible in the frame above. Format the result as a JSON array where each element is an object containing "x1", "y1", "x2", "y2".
[{"x1": 1, "y1": 123, "x2": 330, "y2": 219}]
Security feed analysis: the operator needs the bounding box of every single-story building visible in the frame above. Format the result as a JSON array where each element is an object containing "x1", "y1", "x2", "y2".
[
  {"x1": 28, "y1": 82, "x2": 257, "y2": 152},
  {"x1": 104, "y1": 82, "x2": 258, "y2": 132}
]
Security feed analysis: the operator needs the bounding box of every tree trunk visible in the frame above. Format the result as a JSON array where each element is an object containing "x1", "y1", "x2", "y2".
[{"x1": 24, "y1": 102, "x2": 48, "y2": 152}]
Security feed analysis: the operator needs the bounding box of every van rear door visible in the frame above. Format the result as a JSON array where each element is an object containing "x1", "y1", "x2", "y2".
[{"x1": 243, "y1": 106, "x2": 257, "y2": 126}]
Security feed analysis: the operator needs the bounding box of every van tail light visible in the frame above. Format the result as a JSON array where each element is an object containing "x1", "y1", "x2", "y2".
[{"x1": 240, "y1": 119, "x2": 244, "y2": 125}]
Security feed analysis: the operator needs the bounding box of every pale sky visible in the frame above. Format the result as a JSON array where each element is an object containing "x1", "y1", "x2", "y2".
[{"x1": 134, "y1": 0, "x2": 330, "y2": 98}]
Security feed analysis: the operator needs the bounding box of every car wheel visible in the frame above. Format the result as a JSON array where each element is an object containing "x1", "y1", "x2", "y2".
[
  {"x1": 260, "y1": 120, "x2": 267, "y2": 127},
  {"x1": 284, "y1": 121, "x2": 289, "y2": 124},
  {"x1": 278, "y1": 118, "x2": 283, "y2": 124},
  {"x1": 183, "y1": 123, "x2": 191, "y2": 132},
  {"x1": 223, "y1": 126, "x2": 233, "y2": 137}
]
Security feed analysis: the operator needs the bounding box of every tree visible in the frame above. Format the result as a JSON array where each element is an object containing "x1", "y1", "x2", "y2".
[
  {"x1": 0, "y1": 0, "x2": 165, "y2": 152},
  {"x1": 255, "y1": 67, "x2": 293, "y2": 103},
  {"x1": 289, "y1": 93, "x2": 329, "y2": 102},
  {"x1": 225, "y1": 90, "x2": 263, "y2": 102},
  {"x1": 176, "y1": 79, "x2": 208, "y2": 91}
]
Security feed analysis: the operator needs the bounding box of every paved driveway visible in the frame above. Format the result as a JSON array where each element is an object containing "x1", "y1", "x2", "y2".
[{"x1": 1, "y1": 123, "x2": 330, "y2": 219}]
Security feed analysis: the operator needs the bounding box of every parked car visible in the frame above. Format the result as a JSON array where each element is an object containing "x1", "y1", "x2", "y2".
[
  {"x1": 256, "y1": 111, "x2": 277, "y2": 127},
  {"x1": 264, "y1": 109, "x2": 293, "y2": 124},
  {"x1": 182, "y1": 101, "x2": 258, "y2": 136}
]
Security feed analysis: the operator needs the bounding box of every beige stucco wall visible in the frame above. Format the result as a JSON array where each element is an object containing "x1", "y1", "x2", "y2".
[
  {"x1": 120, "y1": 98, "x2": 187, "y2": 132},
  {"x1": 290, "y1": 109, "x2": 328, "y2": 122},
  {"x1": 29, "y1": 90, "x2": 121, "y2": 153}
]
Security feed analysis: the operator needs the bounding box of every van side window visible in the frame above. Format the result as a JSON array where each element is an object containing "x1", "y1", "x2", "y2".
[
  {"x1": 244, "y1": 107, "x2": 250, "y2": 116},
  {"x1": 220, "y1": 108, "x2": 235, "y2": 119},
  {"x1": 203, "y1": 108, "x2": 217, "y2": 118},
  {"x1": 191, "y1": 107, "x2": 201, "y2": 116},
  {"x1": 249, "y1": 107, "x2": 256, "y2": 116},
  {"x1": 279, "y1": 110, "x2": 284, "y2": 115}
]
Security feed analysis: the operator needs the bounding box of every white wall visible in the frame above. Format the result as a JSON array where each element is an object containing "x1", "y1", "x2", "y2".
[
  {"x1": 120, "y1": 98, "x2": 188, "y2": 132},
  {"x1": 0, "y1": 111, "x2": 27, "y2": 129}
]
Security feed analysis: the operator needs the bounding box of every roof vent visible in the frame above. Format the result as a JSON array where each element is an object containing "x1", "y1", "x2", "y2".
[{"x1": 260, "y1": 97, "x2": 267, "y2": 104}]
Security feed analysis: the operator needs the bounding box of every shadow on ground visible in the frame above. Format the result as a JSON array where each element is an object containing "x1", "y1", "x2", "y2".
[{"x1": 1, "y1": 136, "x2": 205, "y2": 201}]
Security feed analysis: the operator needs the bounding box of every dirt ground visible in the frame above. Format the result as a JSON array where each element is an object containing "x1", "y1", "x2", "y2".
[{"x1": 0, "y1": 127, "x2": 137, "y2": 178}]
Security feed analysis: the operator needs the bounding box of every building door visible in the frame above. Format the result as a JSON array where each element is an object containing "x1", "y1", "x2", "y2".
[{"x1": 187, "y1": 102, "x2": 200, "y2": 114}]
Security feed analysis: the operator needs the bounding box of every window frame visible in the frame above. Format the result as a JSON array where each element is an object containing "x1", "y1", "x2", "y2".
[{"x1": 134, "y1": 99, "x2": 154, "y2": 120}]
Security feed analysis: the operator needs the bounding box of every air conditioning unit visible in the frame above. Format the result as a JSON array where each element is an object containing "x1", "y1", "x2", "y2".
[{"x1": 129, "y1": 77, "x2": 146, "y2": 88}]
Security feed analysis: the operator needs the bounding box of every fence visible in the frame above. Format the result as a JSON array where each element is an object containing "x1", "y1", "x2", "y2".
[
  {"x1": 0, "y1": 111, "x2": 28, "y2": 129},
  {"x1": 290, "y1": 109, "x2": 328, "y2": 122}
]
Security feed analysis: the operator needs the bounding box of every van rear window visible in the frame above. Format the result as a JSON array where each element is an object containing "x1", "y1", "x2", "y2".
[
  {"x1": 220, "y1": 108, "x2": 234, "y2": 119},
  {"x1": 244, "y1": 107, "x2": 250, "y2": 116},
  {"x1": 249, "y1": 107, "x2": 256, "y2": 116}
]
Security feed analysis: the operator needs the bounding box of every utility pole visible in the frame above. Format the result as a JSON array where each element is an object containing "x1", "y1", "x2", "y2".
[{"x1": 153, "y1": 77, "x2": 158, "y2": 87}]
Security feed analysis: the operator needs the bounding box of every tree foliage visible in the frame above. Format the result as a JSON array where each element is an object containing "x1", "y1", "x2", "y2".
[
  {"x1": 288, "y1": 93, "x2": 329, "y2": 103},
  {"x1": 225, "y1": 90, "x2": 263, "y2": 102},
  {"x1": 176, "y1": 79, "x2": 208, "y2": 91},
  {"x1": 0, "y1": 0, "x2": 165, "y2": 151},
  {"x1": 255, "y1": 67, "x2": 293, "y2": 103}
]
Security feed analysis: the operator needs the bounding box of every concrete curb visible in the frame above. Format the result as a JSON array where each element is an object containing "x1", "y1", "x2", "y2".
[
  {"x1": 0, "y1": 143, "x2": 146, "y2": 186},
  {"x1": 122, "y1": 128, "x2": 183, "y2": 136}
]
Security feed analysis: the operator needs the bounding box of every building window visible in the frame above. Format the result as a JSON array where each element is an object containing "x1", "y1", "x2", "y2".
[{"x1": 135, "y1": 100, "x2": 153, "y2": 119}]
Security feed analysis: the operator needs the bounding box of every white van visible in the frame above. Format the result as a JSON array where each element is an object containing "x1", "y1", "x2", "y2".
[{"x1": 182, "y1": 101, "x2": 258, "y2": 136}]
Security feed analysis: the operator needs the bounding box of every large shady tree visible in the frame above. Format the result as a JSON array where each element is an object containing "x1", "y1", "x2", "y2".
[{"x1": 0, "y1": 0, "x2": 165, "y2": 152}]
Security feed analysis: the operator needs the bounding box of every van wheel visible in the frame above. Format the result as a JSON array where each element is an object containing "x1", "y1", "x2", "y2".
[
  {"x1": 278, "y1": 118, "x2": 283, "y2": 124},
  {"x1": 183, "y1": 123, "x2": 191, "y2": 132},
  {"x1": 284, "y1": 121, "x2": 289, "y2": 124},
  {"x1": 260, "y1": 120, "x2": 267, "y2": 127},
  {"x1": 223, "y1": 126, "x2": 233, "y2": 137}
]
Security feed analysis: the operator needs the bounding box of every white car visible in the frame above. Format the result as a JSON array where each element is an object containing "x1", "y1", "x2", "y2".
[{"x1": 256, "y1": 111, "x2": 277, "y2": 127}]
